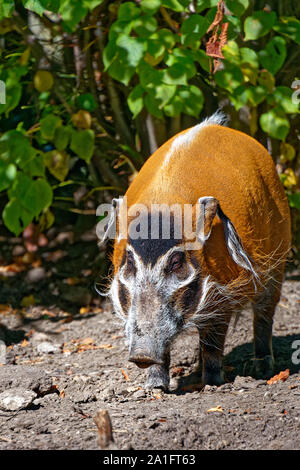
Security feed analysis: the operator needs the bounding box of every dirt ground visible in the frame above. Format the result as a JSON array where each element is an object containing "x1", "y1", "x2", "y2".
[
  {"x1": 0, "y1": 229, "x2": 299, "y2": 450},
  {"x1": 0, "y1": 276, "x2": 299, "y2": 450}
]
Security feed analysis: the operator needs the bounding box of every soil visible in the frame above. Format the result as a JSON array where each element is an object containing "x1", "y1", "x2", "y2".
[{"x1": 0, "y1": 231, "x2": 299, "y2": 450}]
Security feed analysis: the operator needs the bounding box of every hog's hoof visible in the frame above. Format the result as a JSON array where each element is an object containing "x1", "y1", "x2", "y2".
[
  {"x1": 145, "y1": 365, "x2": 170, "y2": 391},
  {"x1": 252, "y1": 355, "x2": 274, "y2": 380},
  {"x1": 202, "y1": 369, "x2": 225, "y2": 387},
  {"x1": 176, "y1": 366, "x2": 202, "y2": 391}
]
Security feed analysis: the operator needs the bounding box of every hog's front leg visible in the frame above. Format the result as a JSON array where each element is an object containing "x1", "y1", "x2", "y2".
[
  {"x1": 145, "y1": 352, "x2": 170, "y2": 391},
  {"x1": 201, "y1": 319, "x2": 230, "y2": 386}
]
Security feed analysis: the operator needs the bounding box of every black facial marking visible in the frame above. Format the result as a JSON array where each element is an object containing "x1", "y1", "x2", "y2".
[
  {"x1": 181, "y1": 277, "x2": 200, "y2": 312},
  {"x1": 118, "y1": 281, "x2": 130, "y2": 313},
  {"x1": 128, "y1": 212, "x2": 182, "y2": 266}
]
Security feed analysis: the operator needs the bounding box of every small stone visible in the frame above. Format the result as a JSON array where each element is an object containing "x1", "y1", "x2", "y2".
[
  {"x1": 132, "y1": 389, "x2": 146, "y2": 400},
  {"x1": 233, "y1": 375, "x2": 265, "y2": 390},
  {"x1": 12, "y1": 245, "x2": 25, "y2": 256},
  {"x1": 0, "y1": 388, "x2": 37, "y2": 411},
  {"x1": 26, "y1": 267, "x2": 47, "y2": 283},
  {"x1": 31, "y1": 332, "x2": 50, "y2": 344},
  {"x1": 36, "y1": 342, "x2": 60, "y2": 354},
  {"x1": 101, "y1": 388, "x2": 115, "y2": 402},
  {"x1": 203, "y1": 385, "x2": 217, "y2": 392}
]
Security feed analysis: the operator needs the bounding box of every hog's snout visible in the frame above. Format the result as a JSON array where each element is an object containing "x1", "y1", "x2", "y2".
[{"x1": 128, "y1": 348, "x2": 163, "y2": 369}]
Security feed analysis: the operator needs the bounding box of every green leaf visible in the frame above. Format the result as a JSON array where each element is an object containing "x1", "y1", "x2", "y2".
[
  {"x1": 156, "y1": 83, "x2": 177, "y2": 108},
  {"x1": 258, "y1": 36, "x2": 286, "y2": 75},
  {"x1": 128, "y1": 85, "x2": 145, "y2": 118},
  {"x1": 0, "y1": 130, "x2": 35, "y2": 168},
  {"x1": 103, "y1": 41, "x2": 118, "y2": 70},
  {"x1": 161, "y1": 0, "x2": 189, "y2": 12},
  {"x1": 231, "y1": 85, "x2": 248, "y2": 111},
  {"x1": 215, "y1": 64, "x2": 244, "y2": 92},
  {"x1": 75, "y1": 93, "x2": 97, "y2": 111},
  {"x1": 59, "y1": 0, "x2": 88, "y2": 31},
  {"x1": 271, "y1": 86, "x2": 300, "y2": 114},
  {"x1": 23, "y1": 0, "x2": 60, "y2": 15},
  {"x1": 273, "y1": 17, "x2": 300, "y2": 45},
  {"x1": 179, "y1": 85, "x2": 204, "y2": 117},
  {"x1": 83, "y1": 0, "x2": 104, "y2": 10},
  {"x1": 240, "y1": 47, "x2": 259, "y2": 68},
  {"x1": 117, "y1": 2, "x2": 140, "y2": 21},
  {"x1": 288, "y1": 192, "x2": 300, "y2": 211},
  {"x1": 40, "y1": 114, "x2": 62, "y2": 141},
  {"x1": 180, "y1": 15, "x2": 209, "y2": 48},
  {"x1": 0, "y1": 161, "x2": 17, "y2": 191},
  {"x1": 116, "y1": 34, "x2": 145, "y2": 67},
  {"x1": 164, "y1": 94, "x2": 183, "y2": 117},
  {"x1": 0, "y1": 0, "x2": 14, "y2": 20},
  {"x1": 70, "y1": 129, "x2": 95, "y2": 162},
  {"x1": 195, "y1": 0, "x2": 218, "y2": 13},
  {"x1": 164, "y1": 85, "x2": 203, "y2": 117},
  {"x1": 244, "y1": 11, "x2": 276, "y2": 40},
  {"x1": 259, "y1": 109, "x2": 290, "y2": 141},
  {"x1": 108, "y1": 20, "x2": 134, "y2": 41},
  {"x1": 144, "y1": 94, "x2": 163, "y2": 119},
  {"x1": 44, "y1": 149, "x2": 70, "y2": 181},
  {"x1": 164, "y1": 50, "x2": 196, "y2": 84},
  {"x1": 22, "y1": 154, "x2": 45, "y2": 177},
  {"x1": 247, "y1": 85, "x2": 267, "y2": 106},
  {"x1": 108, "y1": 60, "x2": 135, "y2": 86},
  {"x1": 0, "y1": 84, "x2": 22, "y2": 116},
  {"x1": 141, "y1": 0, "x2": 161, "y2": 14},
  {"x1": 226, "y1": 0, "x2": 249, "y2": 17},
  {"x1": 152, "y1": 29, "x2": 176, "y2": 49},
  {"x1": 8, "y1": 173, "x2": 53, "y2": 217},
  {"x1": 222, "y1": 40, "x2": 240, "y2": 65},
  {"x1": 54, "y1": 125, "x2": 72, "y2": 150},
  {"x1": 192, "y1": 49, "x2": 210, "y2": 72},
  {"x1": 133, "y1": 15, "x2": 157, "y2": 37},
  {"x1": 3, "y1": 198, "x2": 32, "y2": 236}
]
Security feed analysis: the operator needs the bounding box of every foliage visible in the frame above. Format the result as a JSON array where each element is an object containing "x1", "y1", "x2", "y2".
[{"x1": 0, "y1": 0, "x2": 299, "y2": 255}]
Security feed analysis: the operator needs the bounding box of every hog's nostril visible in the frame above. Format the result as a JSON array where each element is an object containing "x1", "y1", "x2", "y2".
[{"x1": 128, "y1": 354, "x2": 163, "y2": 369}]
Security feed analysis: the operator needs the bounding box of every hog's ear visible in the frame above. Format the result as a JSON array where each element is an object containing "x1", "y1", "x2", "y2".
[
  {"x1": 196, "y1": 196, "x2": 219, "y2": 244},
  {"x1": 96, "y1": 197, "x2": 123, "y2": 244},
  {"x1": 196, "y1": 197, "x2": 259, "y2": 282}
]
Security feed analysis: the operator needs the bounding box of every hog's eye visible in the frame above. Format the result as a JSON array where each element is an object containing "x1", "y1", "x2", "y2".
[{"x1": 167, "y1": 251, "x2": 185, "y2": 273}]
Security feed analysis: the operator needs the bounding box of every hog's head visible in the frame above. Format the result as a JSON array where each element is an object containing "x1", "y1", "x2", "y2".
[{"x1": 100, "y1": 197, "x2": 258, "y2": 372}]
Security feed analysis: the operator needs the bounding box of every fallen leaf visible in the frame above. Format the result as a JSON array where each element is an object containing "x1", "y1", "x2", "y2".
[
  {"x1": 65, "y1": 277, "x2": 81, "y2": 286},
  {"x1": 152, "y1": 392, "x2": 162, "y2": 400},
  {"x1": 267, "y1": 369, "x2": 290, "y2": 385},
  {"x1": 21, "y1": 339, "x2": 28, "y2": 347},
  {"x1": 121, "y1": 369, "x2": 130, "y2": 381},
  {"x1": 60, "y1": 389, "x2": 65, "y2": 398},
  {"x1": 20, "y1": 295, "x2": 36, "y2": 307},
  {"x1": 0, "y1": 304, "x2": 13, "y2": 314},
  {"x1": 0, "y1": 263, "x2": 26, "y2": 275},
  {"x1": 80, "y1": 337, "x2": 94, "y2": 345},
  {"x1": 207, "y1": 405, "x2": 223, "y2": 413}
]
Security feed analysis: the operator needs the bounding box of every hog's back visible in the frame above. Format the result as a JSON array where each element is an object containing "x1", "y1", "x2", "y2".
[{"x1": 124, "y1": 125, "x2": 291, "y2": 273}]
